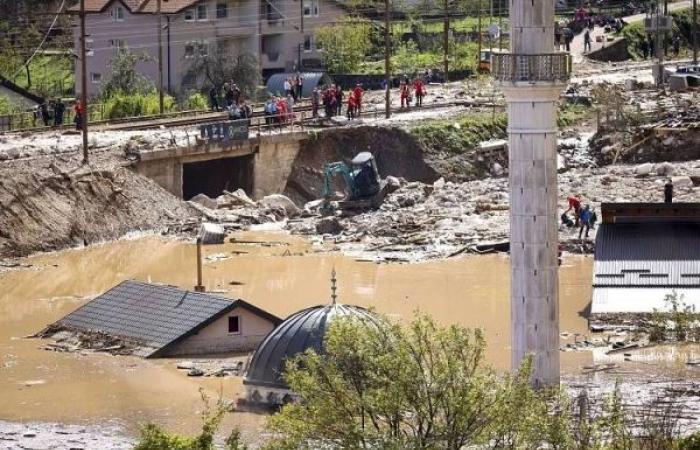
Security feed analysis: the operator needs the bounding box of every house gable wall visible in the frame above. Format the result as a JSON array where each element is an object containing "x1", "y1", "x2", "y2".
[{"x1": 162, "y1": 305, "x2": 276, "y2": 356}]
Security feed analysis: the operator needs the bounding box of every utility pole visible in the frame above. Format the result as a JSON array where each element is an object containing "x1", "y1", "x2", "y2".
[
  {"x1": 443, "y1": 0, "x2": 449, "y2": 82},
  {"x1": 157, "y1": 0, "x2": 164, "y2": 114},
  {"x1": 299, "y1": 0, "x2": 304, "y2": 70},
  {"x1": 79, "y1": 0, "x2": 89, "y2": 164},
  {"x1": 384, "y1": 0, "x2": 391, "y2": 118},
  {"x1": 498, "y1": 0, "x2": 503, "y2": 50},
  {"x1": 693, "y1": 0, "x2": 698, "y2": 64},
  {"x1": 477, "y1": 0, "x2": 482, "y2": 65}
]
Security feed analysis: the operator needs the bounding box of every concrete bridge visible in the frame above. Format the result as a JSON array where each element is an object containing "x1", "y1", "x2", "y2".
[{"x1": 135, "y1": 122, "x2": 308, "y2": 201}]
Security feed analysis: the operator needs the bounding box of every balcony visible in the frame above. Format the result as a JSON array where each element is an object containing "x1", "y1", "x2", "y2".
[{"x1": 491, "y1": 53, "x2": 571, "y2": 83}]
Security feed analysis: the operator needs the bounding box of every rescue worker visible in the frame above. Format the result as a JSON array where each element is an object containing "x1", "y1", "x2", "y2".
[
  {"x1": 584, "y1": 29, "x2": 592, "y2": 53},
  {"x1": 347, "y1": 93, "x2": 357, "y2": 120},
  {"x1": 565, "y1": 194, "x2": 582, "y2": 226},
  {"x1": 74, "y1": 100, "x2": 85, "y2": 130},
  {"x1": 664, "y1": 179, "x2": 673, "y2": 203},
  {"x1": 352, "y1": 83, "x2": 364, "y2": 117},
  {"x1": 335, "y1": 85, "x2": 344, "y2": 116},
  {"x1": 578, "y1": 205, "x2": 592, "y2": 239},
  {"x1": 399, "y1": 80, "x2": 411, "y2": 109},
  {"x1": 413, "y1": 77, "x2": 425, "y2": 107}
]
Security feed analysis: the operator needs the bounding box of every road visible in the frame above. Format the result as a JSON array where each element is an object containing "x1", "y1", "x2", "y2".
[{"x1": 569, "y1": 0, "x2": 692, "y2": 64}]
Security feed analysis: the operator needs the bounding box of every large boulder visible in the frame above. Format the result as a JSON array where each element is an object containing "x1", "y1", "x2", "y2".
[
  {"x1": 671, "y1": 176, "x2": 693, "y2": 189},
  {"x1": 217, "y1": 189, "x2": 257, "y2": 209},
  {"x1": 656, "y1": 162, "x2": 675, "y2": 176},
  {"x1": 189, "y1": 194, "x2": 217, "y2": 210},
  {"x1": 316, "y1": 217, "x2": 344, "y2": 235},
  {"x1": 634, "y1": 163, "x2": 654, "y2": 177},
  {"x1": 260, "y1": 194, "x2": 301, "y2": 218}
]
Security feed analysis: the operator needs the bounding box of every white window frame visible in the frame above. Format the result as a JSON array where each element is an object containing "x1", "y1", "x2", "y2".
[
  {"x1": 91, "y1": 73, "x2": 102, "y2": 83},
  {"x1": 302, "y1": 0, "x2": 319, "y2": 17},
  {"x1": 114, "y1": 6, "x2": 125, "y2": 21},
  {"x1": 184, "y1": 8, "x2": 195, "y2": 21},
  {"x1": 216, "y1": 1, "x2": 228, "y2": 19},
  {"x1": 227, "y1": 315, "x2": 241, "y2": 335},
  {"x1": 196, "y1": 4, "x2": 208, "y2": 21}
]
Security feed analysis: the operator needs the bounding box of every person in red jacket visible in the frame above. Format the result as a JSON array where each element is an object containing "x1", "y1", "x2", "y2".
[
  {"x1": 352, "y1": 83, "x2": 364, "y2": 117},
  {"x1": 74, "y1": 100, "x2": 85, "y2": 130},
  {"x1": 413, "y1": 78, "x2": 425, "y2": 107},
  {"x1": 347, "y1": 94, "x2": 357, "y2": 120},
  {"x1": 399, "y1": 80, "x2": 411, "y2": 109},
  {"x1": 565, "y1": 194, "x2": 582, "y2": 226}
]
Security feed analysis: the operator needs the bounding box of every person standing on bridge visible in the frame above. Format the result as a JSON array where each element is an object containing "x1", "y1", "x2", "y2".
[
  {"x1": 209, "y1": 86, "x2": 219, "y2": 111},
  {"x1": 74, "y1": 100, "x2": 84, "y2": 131},
  {"x1": 664, "y1": 179, "x2": 674, "y2": 203},
  {"x1": 53, "y1": 99, "x2": 65, "y2": 126},
  {"x1": 413, "y1": 77, "x2": 425, "y2": 107},
  {"x1": 335, "y1": 85, "x2": 344, "y2": 116},
  {"x1": 584, "y1": 29, "x2": 592, "y2": 53},
  {"x1": 231, "y1": 84, "x2": 241, "y2": 106},
  {"x1": 352, "y1": 83, "x2": 364, "y2": 117},
  {"x1": 311, "y1": 87, "x2": 320, "y2": 118}
]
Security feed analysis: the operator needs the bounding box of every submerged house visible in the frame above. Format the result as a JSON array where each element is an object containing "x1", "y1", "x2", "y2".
[
  {"x1": 590, "y1": 203, "x2": 700, "y2": 325},
  {"x1": 49, "y1": 280, "x2": 282, "y2": 357}
]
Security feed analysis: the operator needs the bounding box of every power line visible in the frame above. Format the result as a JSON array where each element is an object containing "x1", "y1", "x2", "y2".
[{"x1": 11, "y1": 0, "x2": 67, "y2": 77}]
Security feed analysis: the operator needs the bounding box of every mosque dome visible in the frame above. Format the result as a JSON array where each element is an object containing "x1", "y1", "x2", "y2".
[{"x1": 243, "y1": 302, "x2": 377, "y2": 390}]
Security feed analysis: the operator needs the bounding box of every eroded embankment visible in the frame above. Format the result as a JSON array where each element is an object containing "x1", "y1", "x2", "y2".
[
  {"x1": 0, "y1": 156, "x2": 198, "y2": 258},
  {"x1": 284, "y1": 126, "x2": 441, "y2": 205}
]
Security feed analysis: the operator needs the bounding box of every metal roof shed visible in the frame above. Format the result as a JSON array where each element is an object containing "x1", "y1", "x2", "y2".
[
  {"x1": 265, "y1": 72, "x2": 332, "y2": 98},
  {"x1": 590, "y1": 203, "x2": 700, "y2": 319}
]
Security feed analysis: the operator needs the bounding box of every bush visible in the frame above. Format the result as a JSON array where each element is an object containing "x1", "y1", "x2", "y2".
[
  {"x1": 0, "y1": 95, "x2": 19, "y2": 115},
  {"x1": 182, "y1": 91, "x2": 209, "y2": 111},
  {"x1": 101, "y1": 91, "x2": 175, "y2": 119},
  {"x1": 133, "y1": 390, "x2": 247, "y2": 450}
]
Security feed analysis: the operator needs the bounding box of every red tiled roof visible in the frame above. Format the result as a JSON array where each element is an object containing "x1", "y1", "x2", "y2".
[
  {"x1": 68, "y1": 0, "x2": 147, "y2": 13},
  {"x1": 138, "y1": 0, "x2": 201, "y2": 13}
]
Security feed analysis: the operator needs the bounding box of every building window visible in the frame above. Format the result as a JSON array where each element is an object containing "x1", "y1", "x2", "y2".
[
  {"x1": 91, "y1": 73, "x2": 102, "y2": 83},
  {"x1": 303, "y1": 0, "x2": 319, "y2": 16},
  {"x1": 303, "y1": 35, "x2": 312, "y2": 52},
  {"x1": 228, "y1": 316, "x2": 240, "y2": 334},
  {"x1": 216, "y1": 2, "x2": 228, "y2": 19},
  {"x1": 185, "y1": 41, "x2": 209, "y2": 58},
  {"x1": 114, "y1": 6, "x2": 125, "y2": 21},
  {"x1": 111, "y1": 39, "x2": 125, "y2": 50},
  {"x1": 196, "y1": 4, "x2": 208, "y2": 20},
  {"x1": 184, "y1": 8, "x2": 195, "y2": 21}
]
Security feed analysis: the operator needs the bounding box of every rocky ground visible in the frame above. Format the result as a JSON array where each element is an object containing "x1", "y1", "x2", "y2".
[{"x1": 0, "y1": 420, "x2": 133, "y2": 450}]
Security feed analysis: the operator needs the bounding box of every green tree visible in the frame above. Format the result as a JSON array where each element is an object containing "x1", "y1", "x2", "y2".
[
  {"x1": 100, "y1": 47, "x2": 155, "y2": 97},
  {"x1": 267, "y1": 314, "x2": 521, "y2": 449},
  {"x1": 183, "y1": 43, "x2": 259, "y2": 99},
  {"x1": 315, "y1": 19, "x2": 372, "y2": 73}
]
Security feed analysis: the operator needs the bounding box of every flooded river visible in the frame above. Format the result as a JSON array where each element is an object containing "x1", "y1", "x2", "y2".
[{"x1": 0, "y1": 232, "x2": 595, "y2": 440}]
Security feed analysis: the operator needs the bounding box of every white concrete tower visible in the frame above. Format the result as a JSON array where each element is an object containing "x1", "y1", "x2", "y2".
[{"x1": 492, "y1": 1, "x2": 570, "y2": 386}]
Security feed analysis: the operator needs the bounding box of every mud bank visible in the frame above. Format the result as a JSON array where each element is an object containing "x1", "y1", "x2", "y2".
[
  {"x1": 283, "y1": 126, "x2": 440, "y2": 205},
  {"x1": 0, "y1": 153, "x2": 198, "y2": 258}
]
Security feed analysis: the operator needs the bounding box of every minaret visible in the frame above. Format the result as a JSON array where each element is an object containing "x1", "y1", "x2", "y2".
[
  {"x1": 330, "y1": 268, "x2": 338, "y2": 305},
  {"x1": 492, "y1": 2, "x2": 571, "y2": 386}
]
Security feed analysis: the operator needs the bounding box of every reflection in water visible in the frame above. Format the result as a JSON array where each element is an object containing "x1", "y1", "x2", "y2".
[{"x1": 0, "y1": 234, "x2": 593, "y2": 434}]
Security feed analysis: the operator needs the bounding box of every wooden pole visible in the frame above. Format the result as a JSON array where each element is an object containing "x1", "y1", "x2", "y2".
[
  {"x1": 693, "y1": 0, "x2": 698, "y2": 64},
  {"x1": 384, "y1": 0, "x2": 391, "y2": 118},
  {"x1": 195, "y1": 237, "x2": 205, "y2": 292},
  {"x1": 498, "y1": 0, "x2": 503, "y2": 50},
  {"x1": 443, "y1": 0, "x2": 449, "y2": 83},
  {"x1": 477, "y1": 0, "x2": 482, "y2": 66},
  {"x1": 158, "y1": 0, "x2": 164, "y2": 114},
  {"x1": 80, "y1": 0, "x2": 89, "y2": 164}
]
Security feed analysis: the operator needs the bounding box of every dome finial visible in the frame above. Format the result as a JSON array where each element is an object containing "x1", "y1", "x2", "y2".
[{"x1": 331, "y1": 268, "x2": 338, "y2": 305}]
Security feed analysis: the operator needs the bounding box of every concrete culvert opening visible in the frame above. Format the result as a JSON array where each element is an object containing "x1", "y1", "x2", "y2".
[{"x1": 182, "y1": 156, "x2": 254, "y2": 200}]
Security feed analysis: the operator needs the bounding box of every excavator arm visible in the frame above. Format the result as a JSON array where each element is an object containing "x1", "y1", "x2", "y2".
[{"x1": 322, "y1": 162, "x2": 360, "y2": 201}]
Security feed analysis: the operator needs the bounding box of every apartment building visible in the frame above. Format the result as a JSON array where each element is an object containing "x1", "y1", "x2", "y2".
[{"x1": 72, "y1": 0, "x2": 345, "y2": 97}]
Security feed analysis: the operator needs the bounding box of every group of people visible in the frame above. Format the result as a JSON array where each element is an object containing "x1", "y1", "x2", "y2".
[
  {"x1": 283, "y1": 75, "x2": 304, "y2": 101},
  {"x1": 399, "y1": 77, "x2": 427, "y2": 109},
  {"x1": 209, "y1": 81, "x2": 243, "y2": 112},
  {"x1": 562, "y1": 194, "x2": 597, "y2": 239},
  {"x1": 309, "y1": 83, "x2": 365, "y2": 120},
  {"x1": 637, "y1": 33, "x2": 684, "y2": 59},
  {"x1": 263, "y1": 94, "x2": 296, "y2": 126},
  {"x1": 33, "y1": 99, "x2": 67, "y2": 128}
]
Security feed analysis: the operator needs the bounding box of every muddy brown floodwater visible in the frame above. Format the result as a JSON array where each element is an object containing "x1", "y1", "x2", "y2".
[{"x1": 0, "y1": 232, "x2": 594, "y2": 444}]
